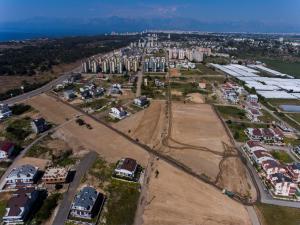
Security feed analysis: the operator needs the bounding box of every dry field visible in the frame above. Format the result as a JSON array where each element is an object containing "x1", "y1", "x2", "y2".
[
  {"x1": 0, "y1": 61, "x2": 80, "y2": 93},
  {"x1": 186, "y1": 93, "x2": 205, "y2": 104},
  {"x1": 142, "y1": 159, "x2": 252, "y2": 225},
  {"x1": 114, "y1": 100, "x2": 167, "y2": 148},
  {"x1": 26, "y1": 94, "x2": 149, "y2": 166}
]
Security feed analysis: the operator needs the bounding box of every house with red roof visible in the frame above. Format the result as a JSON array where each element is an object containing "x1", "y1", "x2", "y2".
[
  {"x1": 261, "y1": 159, "x2": 286, "y2": 178},
  {"x1": 0, "y1": 141, "x2": 15, "y2": 160},
  {"x1": 269, "y1": 173, "x2": 297, "y2": 197},
  {"x1": 251, "y1": 150, "x2": 273, "y2": 164},
  {"x1": 286, "y1": 163, "x2": 300, "y2": 183},
  {"x1": 3, "y1": 188, "x2": 40, "y2": 224}
]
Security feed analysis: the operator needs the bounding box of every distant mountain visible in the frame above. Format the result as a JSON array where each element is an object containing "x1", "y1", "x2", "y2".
[{"x1": 1, "y1": 16, "x2": 300, "y2": 40}]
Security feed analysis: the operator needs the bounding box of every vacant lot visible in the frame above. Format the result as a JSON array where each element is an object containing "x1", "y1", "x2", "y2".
[
  {"x1": 113, "y1": 100, "x2": 167, "y2": 148},
  {"x1": 143, "y1": 160, "x2": 252, "y2": 225},
  {"x1": 27, "y1": 94, "x2": 149, "y2": 166},
  {"x1": 256, "y1": 203, "x2": 300, "y2": 225},
  {"x1": 215, "y1": 105, "x2": 247, "y2": 120}
]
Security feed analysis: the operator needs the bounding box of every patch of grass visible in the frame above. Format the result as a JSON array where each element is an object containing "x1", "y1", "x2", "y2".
[
  {"x1": 274, "y1": 112, "x2": 300, "y2": 131},
  {"x1": 0, "y1": 200, "x2": 6, "y2": 220},
  {"x1": 284, "y1": 137, "x2": 300, "y2": 146},
  {"x1": 26, "y1": 144, "x2": 51, "y2": 157},
  {"x1": 259, "y1": 109, "x2": 278, "y2": 123},
  {"x1": 288, "y1": 113, "x2": 300, "y2": 124},
  {"x1": 32, "y1": 193, "x2": 62, "y2": 225},
  {"x1": 104, "y1": 179, "x2": 140, "y2": 225},
  {"x1": 268, "y1": 99, "x2": 300, "y2": 108},
  {"x1": 226, "y1": 121, "x2": 268, "y2": 142},
  {"x1": 180, "y1": 69, "x2": 202, "y2": 76},
  {"x1": 215, "y1": 105, "x2": 246, "y2": 120},
  {"x1": 80, "y1": 98, "x2": 108, "y2": 110},
  {"x1": 5, "y1": 117, "x2": 32, "y2": 143},
  {"x1": 53, "y1": 150, "x2": 76, "y2": 167},
  {"x1": 260, "y1": 58, "x2": 300, "y2": 77},
  {"x1": 89, "y1": 158, "x2": 114, "y2": 188},
  {"x1": 196, "y1": 63, "x2": 220, "y2": 75},
  {"x1": 270, "y1": 150, "x2": 294, "y2": 164},
  {"x1": 10, "y1": 103, "x2": 32, "y2": 115},
  {"x1": 256, "y1": 203, "x2": 300, "y2": 225}
]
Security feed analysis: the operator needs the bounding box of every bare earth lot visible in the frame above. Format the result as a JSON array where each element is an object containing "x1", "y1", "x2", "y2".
[
  {"x1": 25, "y1": 93, "x2": 255, "y2": 224},
  {"x1": 26, "y1": 94, "x2": 149, "y2": 166},
  {"x1": 0, "y1": 61, "x2": 80, "y2": 93},
  {"x1": 114, "y1": 100, "x2": 167, "y2": 148},
  {"x1": 142, "y1": 159, "x2": 252, "y2": 225}
]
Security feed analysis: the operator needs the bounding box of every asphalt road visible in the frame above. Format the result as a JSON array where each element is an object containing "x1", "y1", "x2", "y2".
[
  {"x1": 240, "y1": 146, "x2": 300, "y2": 208},
  {"x1": 52, "y1": 151, "x2": 97, "y2": 225},
  {"x1": 0, "y1": 117, "x2": 80, "y2": 190},
  {"x1": 1, "y1": 66, "x2": 81, "y2": 106}
]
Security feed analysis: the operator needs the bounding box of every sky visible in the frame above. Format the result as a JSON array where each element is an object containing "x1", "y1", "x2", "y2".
[{"x1": 1, "y1": 0, "x2": 299, "y2": 24}]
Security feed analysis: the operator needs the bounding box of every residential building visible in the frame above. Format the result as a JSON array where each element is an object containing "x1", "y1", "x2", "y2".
[
  {"x1": 261, "y1": 160, "x2": 286, "y2": 178},
  {"x1": 109, "y1": 107, "x2": 128, "y2": 119},
  {"x1": 3, "y1": 188, "x2": 40, "y2": 224},
  {"x1": 251, "y1": 150, "x2": 273, "y2": 164},
  {"x1": 246, "y1": 107, "x2": 261, "y2": 122},
  {"x1": 0, "y1": 141, "x2": 15, "y2": 160},
  {"x1": 114, "y1": 158, "x2": 138, "y2": 180},
  {"x1": 134, "y1": 96, "x2": 149, "y2": 107},
  {"x1": 245, "y1": 128, "x2": 263, "y2": 141},
  {"x1": 31, "y1": 118, "x2": 48, "y2": 134},
  {"x1": 0, "y1": 104, "x2": 12, "y2": 120},
  {"x1": 42, "y1": 167, "x2": 69, "y2": 184},
  {"x1": 286, "y1": 163, "x2": 300, "y2": 183},
  {"x1": 5, "y1": 164, "x2": 38, "y2": 188},
  {"x1": 269, "y1": 173, "x2": 297, "y2": 197},
  {"x1": 70, "y1": 186, "x2": 105, "y2": 219},
  {"x1": 247, "y1": 94, "x2": 259, "y2": 103},
  {"x1": 63, "y1": 90, "x2": 76, "y2": 100},
  {"x1": 244, "y1": 141, "x2": 265, "y2": 154}
]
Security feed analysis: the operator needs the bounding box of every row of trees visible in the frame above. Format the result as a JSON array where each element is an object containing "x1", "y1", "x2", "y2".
[{"x1": 0, "y1": 35, "x2": 139, "y2": 76}]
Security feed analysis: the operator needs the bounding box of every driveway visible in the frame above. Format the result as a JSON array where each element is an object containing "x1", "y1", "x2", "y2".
[{"x1": 52, "y1": 151, "x2": 97, "y2": 225}]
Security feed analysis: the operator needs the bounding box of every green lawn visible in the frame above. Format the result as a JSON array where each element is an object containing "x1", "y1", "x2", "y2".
[
  {"x1": 5, "y1": 117, "x2": 32, "y2": 144},
  {"x1": 0, "y1": 200, "x2": 6, "y2": 220},
  {"x1": 215, "y1": 105, "x2": 247, "y2": 120},
  {"x1": 259, "y1": 109, "x2": 278, "y2": 123},
  {"x1": 105, "y1": 180, "x2": 140, "y2": 225},
  {"x1": 32, "y1": 193, "x2": 61, "y2": 225},
  {"x1": 195, "y1": 63, "x2": 220, "y2": 75},
  {"x1": 288, "y1": 113, "x2": 300, "y2": 124},
  {"x1": 270, "y1": 151, "x2": 294, "y2": 164},
  {"x1": 226, "y1": 121, "x2": 268, "y2": 142},
  {"x1": 86, "y1": 157, "x2": 140, "y2": 225},
  {"x1": 256, "y1": 203, "x2": 300, "y2": 225},
  {"x1": 268, "y1": 99, "x2": 300, "y2": 108},
  {"x1": 80, "y1": 98, "x2": 108, "y2": 110},
  {"x1": 260, "y1": 58, "x2": 300, "y2": 77}
]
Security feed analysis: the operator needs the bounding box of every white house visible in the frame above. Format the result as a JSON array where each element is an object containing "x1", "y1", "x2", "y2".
[
  {"x1": 5, "y1": 164, "x2": 38, "y2": 188},
  {"x1": 114, "y1": 158, "x2": 138, "y2": 180},
  {"x1": 269, "y1": 173, "x2": 297, "y2": 197},
  {"x1": 286, "y1": 163, "x2": 300, "y2": 183},
  {"x1": 251, "y1": 150, "x2": 273, "y2": 165},
  {"x1": 246, "y1": 107, "x2": 261, "y2": 122},
  {"x1": 244, "y1": 141, "x2": 266, "y2": 154},
  {"x1": 70, "y1": 186, "x2": 105, "y2": 219},
  {"x1": 109, "y1": 107, "x2": 128, "y2": 119},
  {"x1": 261, "y1": 159, "x2": 286, "y2": 178},
  {"x1": 133, "y1": 96, "x2": 149, "y2": 107},
  {"x1": 245, "y1": 128, "x2": 263, "y2": 141},
  {"x1": 0, "y1": 104, "x2": 12, "y2": 120},
  {"x1": 3, "y1": 188, "x2": 39, "y2": 224},
  {"x1": 0, "y1": 141, "x2": 15, "y2": 160},
  {"x1": 247, "y1": 94, "x2": 259, "y2": 103}
]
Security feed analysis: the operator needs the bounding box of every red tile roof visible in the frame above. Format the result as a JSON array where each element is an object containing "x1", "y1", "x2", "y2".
[{"x1": 0, "y1": 141, "x2": 15, "y2": 153}]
